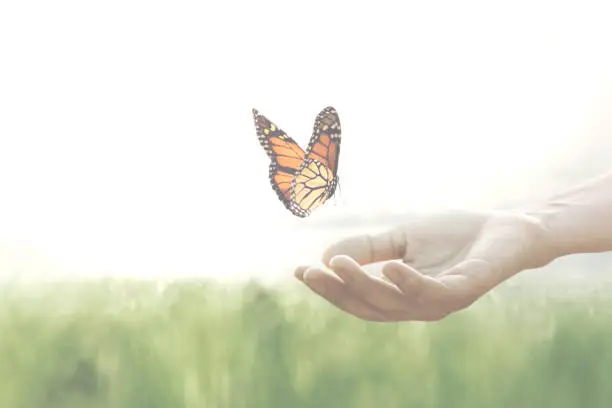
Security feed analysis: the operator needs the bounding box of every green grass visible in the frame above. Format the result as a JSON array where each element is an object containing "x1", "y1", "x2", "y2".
[{"x1": 0, "y1": 277, "x2": 611, "y2": 408}]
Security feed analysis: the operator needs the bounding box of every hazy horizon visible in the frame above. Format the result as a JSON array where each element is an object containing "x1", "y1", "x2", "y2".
[{"x1": 2, "y1": 0, "x2": 612, "y2": 284}]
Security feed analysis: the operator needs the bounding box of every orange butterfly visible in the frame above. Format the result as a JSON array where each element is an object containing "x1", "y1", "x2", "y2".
[{"x1": 252, "y1": 106, "x2": 341, "y2": 217}]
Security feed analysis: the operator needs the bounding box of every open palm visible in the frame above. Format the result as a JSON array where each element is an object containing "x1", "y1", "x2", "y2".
[{"x1": 295, "y1": 210, "x2": 553, "y2": 322}]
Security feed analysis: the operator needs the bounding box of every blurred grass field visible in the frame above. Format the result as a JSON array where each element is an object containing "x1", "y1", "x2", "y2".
[{"x1": 0, "y1": 275, "x2": 611, "y2": 408}]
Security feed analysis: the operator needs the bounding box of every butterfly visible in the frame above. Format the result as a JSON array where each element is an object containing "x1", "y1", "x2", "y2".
[{"x1": 252, "y1": 106, "x2": 341, "y2": 218}]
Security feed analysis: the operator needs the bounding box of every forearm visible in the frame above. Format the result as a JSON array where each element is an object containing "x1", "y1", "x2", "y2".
[{"x1": 524, "y1": 170, "x2": 612, "y2": 259}]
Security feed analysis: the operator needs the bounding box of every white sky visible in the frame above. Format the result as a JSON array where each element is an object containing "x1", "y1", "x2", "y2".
[{"x1": 1, "y1": 0, "x2": 612, "y2": 283}]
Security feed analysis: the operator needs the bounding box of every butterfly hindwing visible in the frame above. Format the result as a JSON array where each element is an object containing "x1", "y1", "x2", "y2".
[
  {"x1": 252, "y1": 108, "x2": 305, "y2": 213},
  {"x1": 290, "y1": 158, "x2": 334, "y2": 217}
]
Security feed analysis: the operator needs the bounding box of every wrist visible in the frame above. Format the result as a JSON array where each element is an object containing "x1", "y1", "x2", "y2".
[
  {"x1": 492, "y1": 210, "x2": 560, "y2": 274},
  {"x1": 473, "y1": 210, "x2": 559, "y2": 280}
]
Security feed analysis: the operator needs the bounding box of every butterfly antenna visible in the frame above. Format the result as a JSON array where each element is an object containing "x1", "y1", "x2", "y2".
[{"x1": 335, "y1": 179, "x2": 345, "y2": 206}]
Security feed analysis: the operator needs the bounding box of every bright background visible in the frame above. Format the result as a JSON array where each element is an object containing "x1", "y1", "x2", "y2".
[{"x1": 1, "y1": 0, "x2": 612, "y2": 283}]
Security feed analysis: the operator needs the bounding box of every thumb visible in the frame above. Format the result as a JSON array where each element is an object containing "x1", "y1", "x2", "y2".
[{"x1": 322, "y1": 228, "x2": 407, "y2": 266}]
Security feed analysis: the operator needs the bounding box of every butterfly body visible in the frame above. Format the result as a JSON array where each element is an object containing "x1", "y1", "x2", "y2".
[{"x1": 252, "y1": 106, "x2": 341, "y2": 218}]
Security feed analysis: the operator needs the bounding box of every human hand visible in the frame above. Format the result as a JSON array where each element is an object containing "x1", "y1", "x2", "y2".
[{"x1": 295, "y1": 210, "x2": 554, "y2": 322}]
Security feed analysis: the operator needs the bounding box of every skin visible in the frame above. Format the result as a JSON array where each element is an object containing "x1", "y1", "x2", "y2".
[{"x1": 294, "y1": 170, "x2": 612, "y2": 322}]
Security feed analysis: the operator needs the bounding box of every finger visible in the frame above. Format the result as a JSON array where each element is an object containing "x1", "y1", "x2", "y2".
[
  {"x1": 294, "y1": 265, "x2": 309, "y2": 281},
  {"x1": 300, "y1": 267, "x2": 389, "y2": 321},
  {"x1": 400, "y1": 260, "x2": 494, "y2": 313},
  {"x1": 300, "y1": 264, "x2": 458, "y2": 322},
  {"x1": 322, "y1": 228, "x2": 406, "y2": 267},
  {"x1": 328, "y1": 256, "x2": 410, "y2": 311},
  {"x1": 383, "y1": 260, "x2": 448, "y2": 300},
  {"x1": 437, "y1": 259, "x2": 497, "y2": 295},
  {"x1": 382, "y1": 261, "x2": 429, "y2": 298}
]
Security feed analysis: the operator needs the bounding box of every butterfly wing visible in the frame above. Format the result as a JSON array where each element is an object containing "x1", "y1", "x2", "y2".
[
  {"x1": 289, "y1": 106, "x2": 342, "y2": 217},
  {"x1": 252, "y1": 108, "x2": 306, "y2": 214},
  {"x1": 290, "y1": 157, "x2": 336, "y2": 217},
  {"x1": 305, "y1": 106, "x2": 342, "y2": 176}
]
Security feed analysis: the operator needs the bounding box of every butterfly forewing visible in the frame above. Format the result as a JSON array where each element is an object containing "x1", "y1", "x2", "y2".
[
  {"x1": 306, "y1": 107, "x2": 341, "y2": 173},
  {"x1": 252, "y1": 109, "x2": 305, "y2": 213}
]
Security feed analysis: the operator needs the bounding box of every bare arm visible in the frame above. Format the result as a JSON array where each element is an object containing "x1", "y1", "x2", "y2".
[
  {"x1": 526, "y1": 170, "x2": 612, "y2": 259},
  {"x1": 294, "y1": 169, "x2": 612, "y2": 322}
]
